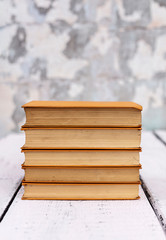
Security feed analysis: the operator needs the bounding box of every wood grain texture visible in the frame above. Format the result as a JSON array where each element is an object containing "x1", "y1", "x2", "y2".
[
  {"x1": 0, "y1": 133, "x2": 166, "y2": 239},
  {"x1": 0, "y1": 134, "x2": 24, "y2": 219},
  {"x1": 141, "y1": 131, "x2": 166, "y2": 231},
  {"x1": 0, "y1": 187, "x2": 165, "y2": 240}
]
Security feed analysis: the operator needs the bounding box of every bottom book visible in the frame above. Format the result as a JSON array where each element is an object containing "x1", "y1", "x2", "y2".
[{"x1": 22, "y1": 182, "x2": 140, "y2": 200}]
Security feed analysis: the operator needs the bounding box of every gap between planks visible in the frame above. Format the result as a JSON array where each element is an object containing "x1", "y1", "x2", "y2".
[
  {"x1": 3, "y1": 176, "x2": 164, "y2": 232},
  {"x1": 0, "y1": 183, "x2": 22, "y2": 222},
  {"x1": 0, "y1": 131, "x2": 166, "y2": 238},
  {"x1": 140, "y1": 131, "x2": 166, "y2": 234},
  {"x1": 154, "y1": 131, "x2": 166, "y2": 147},
  {"x1": 140, "y1": 176, "x2": 166, "y2": 230}
]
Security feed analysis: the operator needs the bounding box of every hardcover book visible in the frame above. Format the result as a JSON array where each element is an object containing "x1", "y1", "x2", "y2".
[
  {"x1": 22, "y1": 183, "x2": 140, "y2": 200},
  {"x1": 22, "y1": 165, "x2": 141, "y2": 183},
  {"x1": 22, "y1": 101, "x2": 142, "y2": 128},
  {"x1": 21, "y1": 100, "x2": 142, "y2": 200},
  {"x1": 21, "y1": 128, "x2": 141, "y2": 149},
  {"x1": 22, "y1": 149, "x2": 141, "y2": 166}
]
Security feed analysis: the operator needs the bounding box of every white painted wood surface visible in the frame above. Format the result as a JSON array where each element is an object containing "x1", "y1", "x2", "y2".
[
  {"x1": 0, "y1": 187, "x2": 165, "y2": 240},
  {"x1": 0, "y1": 134, "x2": 24, "y2": 217},
  {"x1": 155, "y1": 130, "x2": 166, "y2": 143},
  {"x1": 141, "y1": 131, "x2": 166, "y2": 230},
  {"x1": 0, "y1": 132, "x2": 166, "y2": 239}
]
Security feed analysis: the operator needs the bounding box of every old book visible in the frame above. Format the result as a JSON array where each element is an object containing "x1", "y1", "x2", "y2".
[
  {"x1": 22, "y1": 101, "x2": 142, "y2": 128},
  {"x1": 21, "y1": 128, "x2": 141, "y2": 149},
  {"x1": 22, "y1": 149, "x2": 141, "y2": 166},
  {"x1": 22, "y1": 165, "x2": 141, "y2": 183},
  {"x1": 22, "y1": 183, "x2": 140, "y2": 200}
]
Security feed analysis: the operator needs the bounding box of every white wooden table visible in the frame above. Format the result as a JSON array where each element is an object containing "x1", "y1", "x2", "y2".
[{"x1": 0, "y1": 131, "x2": 166, "y2": 240}]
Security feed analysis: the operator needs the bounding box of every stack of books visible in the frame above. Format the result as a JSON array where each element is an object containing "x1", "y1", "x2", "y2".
[{"x1": 21, "y1": 101, "x2": 142, "y2": 200}]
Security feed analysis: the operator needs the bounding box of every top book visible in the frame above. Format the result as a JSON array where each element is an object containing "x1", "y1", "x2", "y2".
[{"x1": 22, "y1": 101, "x2": 142, "y2": 128}]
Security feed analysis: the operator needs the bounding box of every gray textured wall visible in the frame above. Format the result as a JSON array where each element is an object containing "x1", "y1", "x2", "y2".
[{"x1": 0, "y1": 0, "x2": 166, "y2": 137}]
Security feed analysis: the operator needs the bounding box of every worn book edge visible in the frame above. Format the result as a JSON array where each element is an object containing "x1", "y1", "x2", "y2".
[
  {"x1": 22, "y1": 182, "x2": 141, "y2": 185},
  {"x1": 22, "y1": 101, "x2": 143, "y2": 111},
  {"x1": 21, "y1": 148, "x2": 142, "y2": 152},
  {"x1": 21, "y1": 127, "x2": 142, "y2": 130},
  {"x1": 21, "y1": 164, "x2": 142, "y2": 169},
  {"x1": 22, "y1": 196, "x2": 140, "y2": 200}
]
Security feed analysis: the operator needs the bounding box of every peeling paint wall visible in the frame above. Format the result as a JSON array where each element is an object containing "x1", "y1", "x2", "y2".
[{"x1": 0, "y1": 0, "x2": 166, "y2": 137}]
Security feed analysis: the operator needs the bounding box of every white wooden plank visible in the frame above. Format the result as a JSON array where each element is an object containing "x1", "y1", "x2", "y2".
[
  {"x1": 0, "y1": 132, "x2": 165, "y2": 239},
  {"x1": 0, "y1": 187, "x2": 165, "y2": 240},
  {"x1": 0, "y1": 134, "x2": 24, "y2": 218},
  {"x1": 155, "y1": 130, "x2": 166, "y2": 144},
  {"x1": 141, "y1": 131, "x2": 166, "y2": 231}
]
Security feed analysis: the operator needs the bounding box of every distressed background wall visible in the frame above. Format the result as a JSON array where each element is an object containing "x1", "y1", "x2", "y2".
[{"x1": 0, "y1": 0, "x2": 166, "y2": 137}]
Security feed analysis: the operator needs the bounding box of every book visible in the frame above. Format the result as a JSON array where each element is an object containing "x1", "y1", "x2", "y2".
[
  {"x1": 22, "y1": 165, "x2": 141, "y2": 183},
  {"x1": 22, "y1": 183, "x2": 140, "y2": 200},
  {"x1": 22, "y1": 101, "x2": 142, "y2": 128},
  {"x1": 21, "y1": 128, "x2": 141, "y2": 149},
  {"x1": 22, "y1": 149, "x2": 141, "y2": 166},
  {"x1": 21, "y1": 100, "x2": 142, "y2": 200}
]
